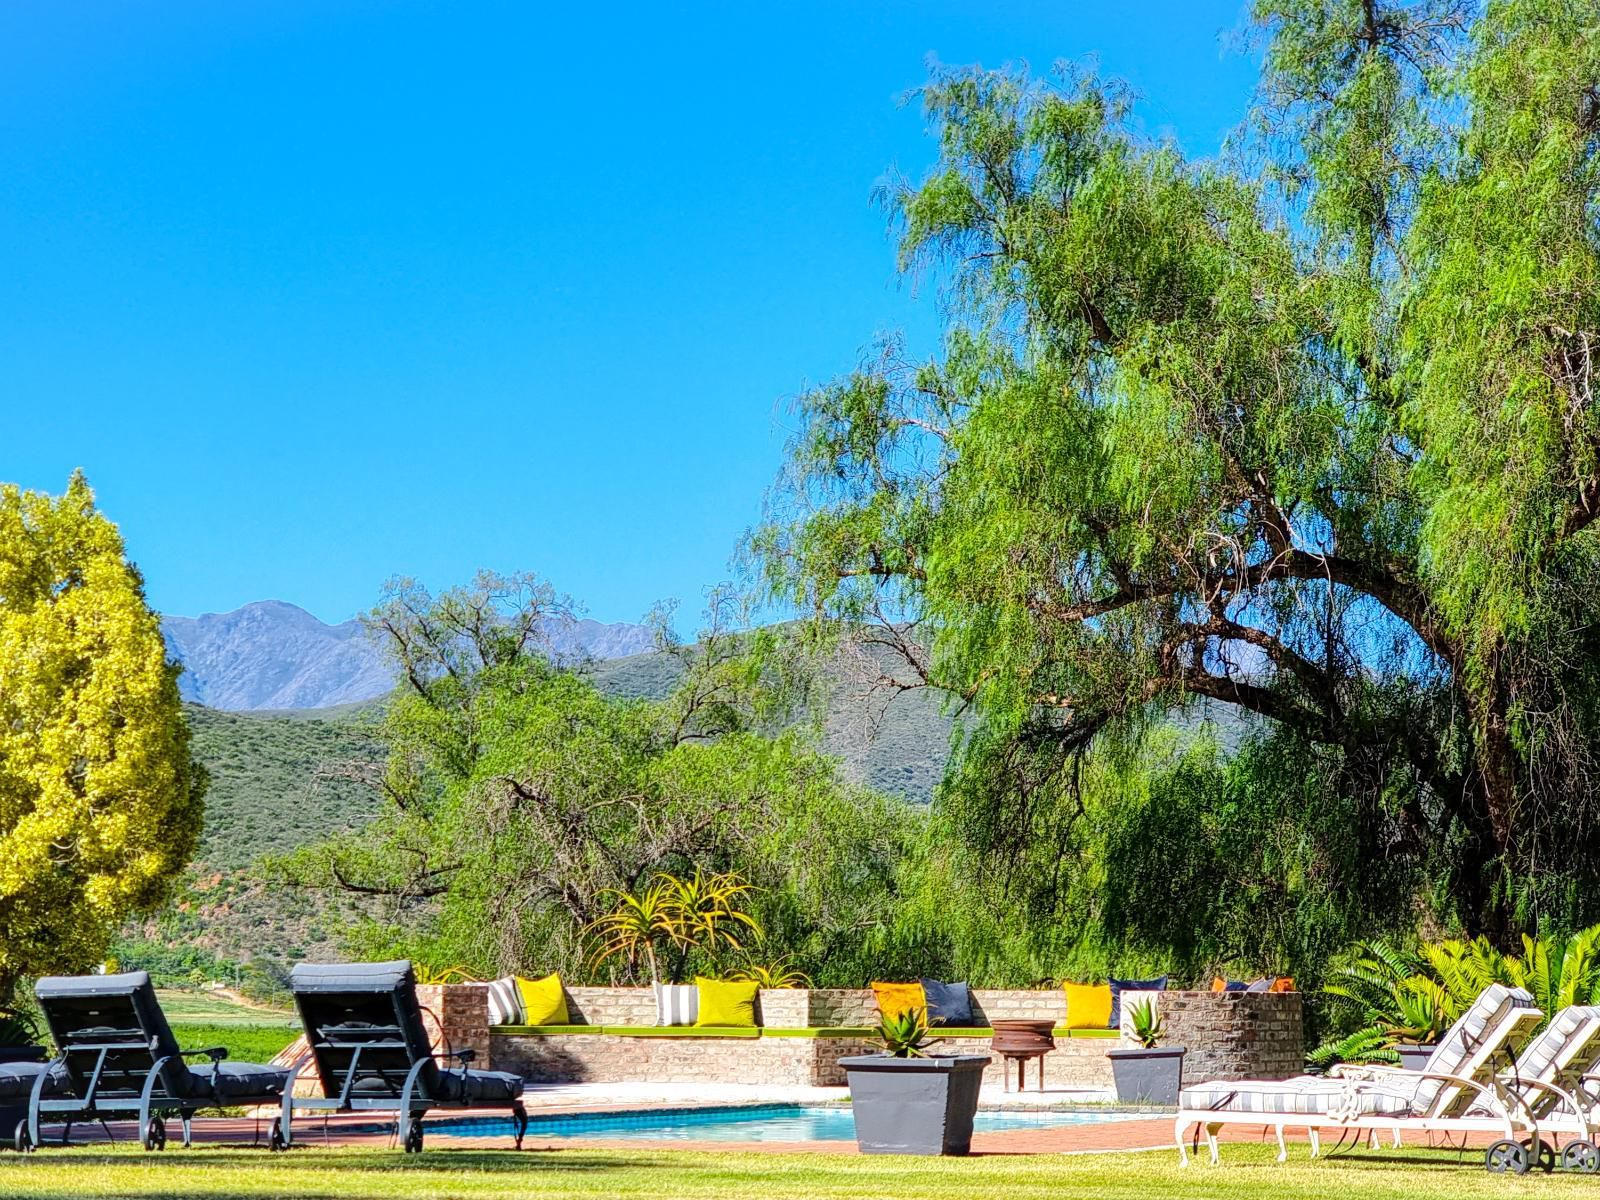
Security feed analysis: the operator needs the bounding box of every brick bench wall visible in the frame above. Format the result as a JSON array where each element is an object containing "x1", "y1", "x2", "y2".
[{"x1": 421, "y1": 983, "x2": 1303, "y2": 1088}]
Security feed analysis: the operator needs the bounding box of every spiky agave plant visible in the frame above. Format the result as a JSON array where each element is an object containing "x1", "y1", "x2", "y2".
[{"x1": 877, "y1": 1008, "x2": 934, "y2": 1059}]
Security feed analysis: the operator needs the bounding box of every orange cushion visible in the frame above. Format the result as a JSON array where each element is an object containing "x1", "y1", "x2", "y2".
[
  {"x1": 1270, "y1": 977, "x2": 1296, "y2": 993},
  {"x1": 1062, "y1": 982, "x2": 1113, "y2": 1030},
  {"x1": 871, "y1": 981, "x2": 926, "y2": 1023},
  {"x1": 1211, "y1": 977, "x2": 1227, "y2": 993}
]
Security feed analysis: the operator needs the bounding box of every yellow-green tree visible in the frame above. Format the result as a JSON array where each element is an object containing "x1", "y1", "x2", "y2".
[{"x1": 0, "y1": 473, "x2": 204, "y2": 999}]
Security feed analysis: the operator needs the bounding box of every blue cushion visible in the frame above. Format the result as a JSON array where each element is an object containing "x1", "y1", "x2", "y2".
[
  {"x1": 918, "y1": 979, "x2": 973, "y2": 1027},
  {"x1": 1245, "y1": 978, "x2": 1273, "y2": 993},
  {"x1": 1108, "y1": 976, "x2": 1168, "y2": 1028}
]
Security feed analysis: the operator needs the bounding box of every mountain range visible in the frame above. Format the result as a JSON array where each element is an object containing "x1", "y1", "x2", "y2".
[{"x1": 161, "y1": 600, "x2": 656, "y2": 711}]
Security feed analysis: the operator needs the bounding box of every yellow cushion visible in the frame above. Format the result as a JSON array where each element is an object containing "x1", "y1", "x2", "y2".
[
  {"x1": 871, "y1": 981, "x2": 926, "y2": 1024},
  {"x1": 515, "y1": 973, "x2": 569, "y2": 1026},
  {"x1": 695, "y1": 977, "x2": 759, "y2": 1027},
  {"x1": 1062, "y1": 982, "x2": 1113, "y2": 1030},
  {"x1": 1270, "y1": 977, "x2": 1296, "y2": 993}
]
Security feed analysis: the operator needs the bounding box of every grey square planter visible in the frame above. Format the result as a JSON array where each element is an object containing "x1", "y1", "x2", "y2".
[
  {"x1": 840, "y1": 1054, "x2": 990, "y2": 1155},
  {"x1": 1396, "y1": 1044, "x2": 1435, "y2": 1072},
  {"x1": 1107, "y1": 1046, "x2": 1186, "y2": 1105}
]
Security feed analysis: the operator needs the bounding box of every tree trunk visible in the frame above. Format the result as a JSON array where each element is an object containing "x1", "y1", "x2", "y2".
[{"x1": 1462, "y1": 672, "x2": 1522, "y2": 943}]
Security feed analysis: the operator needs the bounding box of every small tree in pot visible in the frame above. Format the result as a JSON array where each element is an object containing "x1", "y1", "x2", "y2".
[
  {"x1": 840, "y1": 1009, "x2": 990, "y2": 1155},
  {"x1": 1107, "y1": 997, "x2": 1186, "y2": 1105}
]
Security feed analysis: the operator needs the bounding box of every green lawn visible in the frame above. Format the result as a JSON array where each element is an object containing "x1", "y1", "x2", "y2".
[
  {"x1": 0, "y1": 1144, "x2": 1591, "y2": 1200},
  {"x1": 153, "y1": 989, "x2": 300, "y2": 1064}
]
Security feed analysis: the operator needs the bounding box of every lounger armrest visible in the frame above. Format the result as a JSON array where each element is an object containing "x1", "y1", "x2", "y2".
[
  {"x1": 450, "y1": 1048, "x2": 477, "y2": 1065},
  {"x1": 182, "y1": 1046, "x2": 229, "y2": 1063}
]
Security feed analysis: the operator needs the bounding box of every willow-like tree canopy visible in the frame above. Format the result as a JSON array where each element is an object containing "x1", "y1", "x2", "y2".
[{"x1": 761, "y1": 0, "x2": 1600, "y2": 938}]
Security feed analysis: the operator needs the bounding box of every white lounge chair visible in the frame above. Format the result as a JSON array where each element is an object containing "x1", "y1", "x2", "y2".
[{"x1": 1176, "y1": 983, "x2": 1553, "y2": 1174}]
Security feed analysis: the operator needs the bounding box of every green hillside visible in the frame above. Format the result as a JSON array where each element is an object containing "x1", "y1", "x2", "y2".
[
  {"x1": 126, "y1": 647, "x2": 958, "y2": 969},
  {"x1": 185, "y1": 704, "x2": 385, "y2": 869},
  {"x1": 132, "y1": 649, "x2": 1246, "y2": 970}
]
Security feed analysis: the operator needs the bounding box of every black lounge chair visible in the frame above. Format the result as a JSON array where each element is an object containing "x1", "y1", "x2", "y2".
[
  {"x1": 284, "y1": 960, "x2": 527, "y2": 1152},
  {"x1": 17, "y1": 971, "x2": 291, "y2": 1152}
]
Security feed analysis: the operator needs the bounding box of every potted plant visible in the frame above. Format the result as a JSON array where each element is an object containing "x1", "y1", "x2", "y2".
[
  {"x1": 1107, "y1": 997, "x2": 1186, "y2": 1104},
  {"x1": 840, "y1": 1008, "x2": 990, "y2": 1155}
]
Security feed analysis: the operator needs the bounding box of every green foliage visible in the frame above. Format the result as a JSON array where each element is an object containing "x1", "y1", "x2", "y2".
[
  {"x1": 760, "y1": 2, "x2": 1600, "y2": 942},
  {"x1": 0, "y1": 1004, "x2": 41, "y2": 1048},
  {"x1": 273, "y1": 574, "x2": 914, "y2": 987},
  {"x1": 1312, "y1": 924, "x2": 1600, "y2": 1066},
  {"x1": 876, "y1": 1008, "x2": 933, "y2": 1059},
  {"x1": 0, "y1": 474, "x2": 206, "y2": 1001}
]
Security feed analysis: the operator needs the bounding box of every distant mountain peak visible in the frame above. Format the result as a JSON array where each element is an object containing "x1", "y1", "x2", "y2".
[{"x1": 162, "y1": 600, "x2": 654, "y2": 712}]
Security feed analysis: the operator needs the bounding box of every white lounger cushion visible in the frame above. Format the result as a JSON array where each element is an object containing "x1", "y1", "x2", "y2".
[
  {"x1": 1179, "y1": 1077, "x2": 1411, "y2": 1117},
  {"x1": 1178, "y1": 983, "x2": 1538, "y2": 1123}
]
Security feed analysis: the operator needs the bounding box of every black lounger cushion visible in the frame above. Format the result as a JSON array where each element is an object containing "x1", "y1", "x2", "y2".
[
  {"x1": 436, "y1": 1068, "x2": 523, "y2": 1105},
  {"x1": 189, "y1": 1061, "x2": 292, "y2": 1103},
  {"x1": 0, "y1": 1061, "x2": 67, "y2": 1101},
  {"x1": 290, "y1": 961, "x2": 413, "y2": 994}
]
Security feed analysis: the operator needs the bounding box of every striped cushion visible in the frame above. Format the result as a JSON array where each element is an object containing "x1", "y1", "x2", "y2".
[
  {"x1": 1414, "y1": 983, "x2": 1534, "y2": 1114},
  {"x1": 1179, "y1": 1078, "x2": 1411, "y2": 1118},
  {"x1": 486, "y1": 977, "x2": 523, "y2": 1025},
  {"x1": 1516, "y1": 1007, "x2": 1592, "y2": 1082},
  {"x1": 654, "y1": 983, "x2": 698, "y2": 1026}
]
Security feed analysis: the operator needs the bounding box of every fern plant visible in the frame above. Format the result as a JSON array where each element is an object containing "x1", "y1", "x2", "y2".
[{"x1": 1313, "y1": 925, "x2": 1600, "y2": 1068}]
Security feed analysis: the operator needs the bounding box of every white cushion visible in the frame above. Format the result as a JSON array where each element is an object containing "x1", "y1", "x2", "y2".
[
  {"x1": 486, "y1": 977, "x2": 523, "y2": 1025},
  {"x1": 654, "y1": 982, "x2": 698, "y2": 1026}
]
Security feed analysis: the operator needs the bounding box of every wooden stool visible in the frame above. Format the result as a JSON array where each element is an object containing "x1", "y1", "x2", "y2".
[{"x1": 989, "y1": 1019, "x2": 1056, "y2": 1093}]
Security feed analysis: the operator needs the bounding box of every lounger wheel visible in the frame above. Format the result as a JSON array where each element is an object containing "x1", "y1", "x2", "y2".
[
  {"x1": 13, "y1": 1119, "x2": 34, "y2": 1154},
  {"x1": 142, "y1": 1115, "x2": 167, "y2": 1152},
  {"x1": 1486, "y1": 1139, "x2": 1531, "y2": 1175},
  {"x1": 1562, "y1": 1140, "x2": 1600, "y2": 1174},
  {"x1": 402, "y1": 1117, "x2": 424, "y2": 1154}
]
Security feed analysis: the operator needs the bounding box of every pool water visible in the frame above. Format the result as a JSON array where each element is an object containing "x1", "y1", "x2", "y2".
[{"x1": 438, "y1": 1103, "x2": 1143, "y2": 1143}]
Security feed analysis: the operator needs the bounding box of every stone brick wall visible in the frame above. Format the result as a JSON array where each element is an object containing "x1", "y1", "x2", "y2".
[
  {"x1": 1157, "y1": 991, "x2": 1303, "y2": 1082},
  {"x1": 561, "y1": 987, "x2": 659, "y2": 1025},
  {"x1": 804, "y1": 989, "x2": 1070, "y2": 1027},
  {"x1": 416, "y1": 982, "x2": 491, "y2": 1065},
  {"x1": 489, "y1": 1029, "x2": 1117, "y2": 1088},
  {"x1": 480, "y1": 985, "x2": 1304, "y2": 1090}
]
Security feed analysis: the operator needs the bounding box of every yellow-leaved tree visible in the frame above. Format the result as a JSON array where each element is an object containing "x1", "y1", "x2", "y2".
[{"x1": 0, "y1": 473, "x2": 204, "y2": 1001}]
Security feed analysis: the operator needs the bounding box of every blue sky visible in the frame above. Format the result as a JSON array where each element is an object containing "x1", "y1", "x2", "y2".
[{"x1": 1, "y1": 1, "x2": 1258, "y2": 626}]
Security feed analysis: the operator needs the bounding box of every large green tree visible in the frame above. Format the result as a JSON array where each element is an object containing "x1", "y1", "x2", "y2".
[
  {"x1": 761, "y1": 0, "x2": 1600, "y2": 937},
  {"x1": 0, "y1": 474, "x2": 205, "y2": 997},
  {"x1": 278, "y1": 573, "x2": 910, "y2": 983}
]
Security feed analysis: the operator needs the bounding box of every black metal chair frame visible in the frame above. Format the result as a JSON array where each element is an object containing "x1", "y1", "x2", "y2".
[
  {"x1": 283, "y1": 1002, "x2": 527, "y2": 1152},
  {"x1": 22, "y1": 1029, "x2": 255, "y2": 1152}
]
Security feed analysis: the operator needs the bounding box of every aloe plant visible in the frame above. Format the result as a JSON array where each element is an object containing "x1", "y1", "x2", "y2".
[
  {"x1": 877, "y1": 1008, "x2": 934, "y2": 1058},
  {"x1": 1127, "y1": 997, "x2": 1164, "y2": 1050},
  {"x1": 586, "y1": 869, "x2": 761, "y2": 983}
]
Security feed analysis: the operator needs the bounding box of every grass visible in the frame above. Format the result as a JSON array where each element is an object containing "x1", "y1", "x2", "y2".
[
  {"x1": 0, "y1": 1143, "x2": 1591, "y2": 1200},
  {"x1": 153, "y1": 989, "x2": 300, "y2": 1064},
  {"x1": 166, "y1": 1023, "x2": 299, "y2": 1065}
]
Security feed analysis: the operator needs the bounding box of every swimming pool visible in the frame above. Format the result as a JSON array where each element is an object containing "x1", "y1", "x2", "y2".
[{"x1": 436, "y1": 1103, "x2": 1144, "y2": 1143}]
